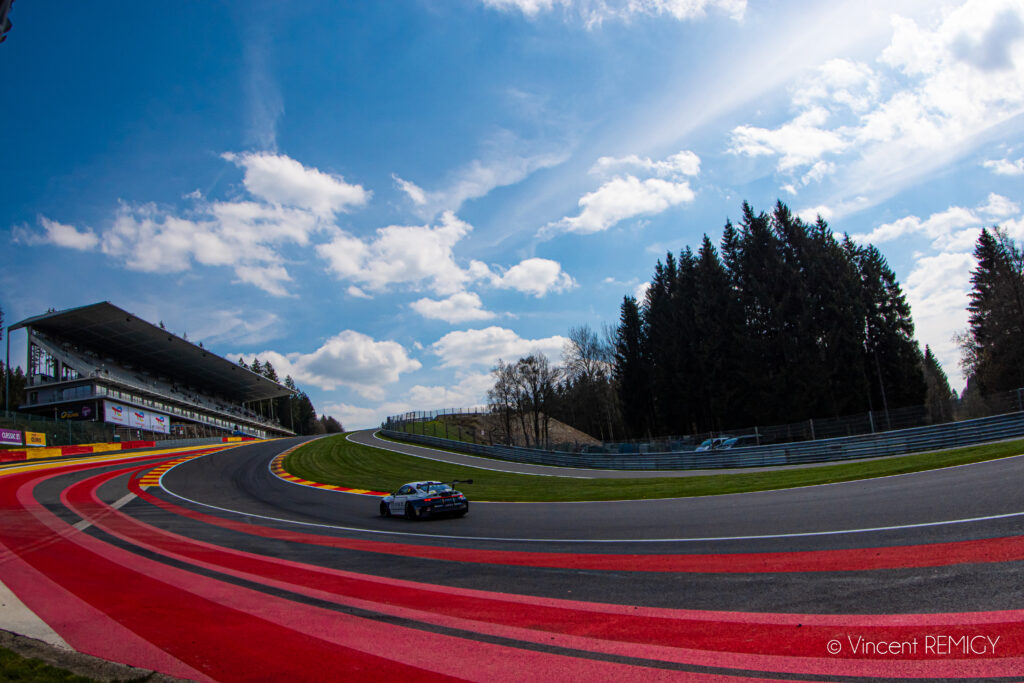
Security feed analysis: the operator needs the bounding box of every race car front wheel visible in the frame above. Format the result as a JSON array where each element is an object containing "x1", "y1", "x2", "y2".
[{"x1": 380, "y1": 502, "x2": 390, "y2": 517}]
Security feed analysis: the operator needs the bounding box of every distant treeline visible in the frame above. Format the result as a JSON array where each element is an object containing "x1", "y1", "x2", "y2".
[
  {"x1": 497, "y1": 200, "x2": 1012, "y2": 444},
  {"x1": 612, "y1": 200, "x2": 929, "y2": 438},
  {"x1": 238, "y1": 357, "x2": 344, "y2": 435}
]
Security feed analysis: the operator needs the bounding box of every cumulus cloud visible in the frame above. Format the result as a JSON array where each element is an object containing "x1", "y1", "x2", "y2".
[
  {"x1": 318, "y1": 211, "x2": 576, "y2": 299},
  {"x1": 317, "y1": 211, "x2": 487, "y2": 296},
  {"x1": 222, "y1": 151, "x2": 369, "y2": 216},
  {"x1": 410, "y1": 292, "x2": 497, "y2": 323},
  {"x1": 730, "y1": 107, "x2": 847, "y2": 172},
  {"x1": 17, "y1": 152, "x2": 369, "y2": 297},
  {"x1": 322, "y1": 371, "x2": 496, "y2": 429},
  {"x1": 480, "y1": 0, "x2": 746, "y2": 26},
  {"x1": 861, "y1": 192, "x2": 1024, "y2": 385},
  {"x1": 238, "y1": 330, "x2": 421, "y2": 400},
  {"x1": 431, "y1": 326, "x2": 568, "y2": 368},
  {"x1": 547, "y1": 176, "x2": 695, "y2": 235},
  {"x1": 543, "y1": 149, "x2": 700, "y2": 237},
  {"x1": 729, "y1": 0, "x2": 1024, "y2": 212},
  {"x1": 491, "y1": 258, "x2": 576, "y2": 297},
  {"x1": 13, "y1": 217, "x2": 100, "y2": 251},
  {"x1": 591, "y1": 150, "x2": 700, "y2": 178},
  {"x1": 983, "y1": 157, "x2": 1024, "y2": 175},
  {"x1": 850, "y1": 195, "x2": 1019, "y2": 252}
]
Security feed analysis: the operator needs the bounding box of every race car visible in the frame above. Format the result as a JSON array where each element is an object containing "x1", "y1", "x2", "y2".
[{"x1": 379, "y1": 480, "x2": 471, "y2": 519}]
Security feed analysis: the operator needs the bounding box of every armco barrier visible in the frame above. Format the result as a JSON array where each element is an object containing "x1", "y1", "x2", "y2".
[{"x1": 382, "y1": 410, "x2": 1024, "y2": 470}]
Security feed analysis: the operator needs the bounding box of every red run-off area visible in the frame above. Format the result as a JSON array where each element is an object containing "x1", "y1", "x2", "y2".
[{"x1": 1, "y1": 446, "x2": 1023, "y2": 681}]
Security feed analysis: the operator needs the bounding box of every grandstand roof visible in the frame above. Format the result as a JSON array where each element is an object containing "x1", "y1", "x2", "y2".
[{"x1": 10, "y1": 302, "x2": 294, "y2": 402}]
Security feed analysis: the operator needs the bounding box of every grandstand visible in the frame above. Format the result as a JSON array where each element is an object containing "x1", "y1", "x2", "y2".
[{"x1": 6, "y1": 302, "x2": 296, "y2": 440}]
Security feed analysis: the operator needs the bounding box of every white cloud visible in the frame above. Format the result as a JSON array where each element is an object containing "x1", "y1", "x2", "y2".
[
  {"x1": 795, "y1": 204, "x2": 834, "y2": 224},
  {"x1": 394, "y1": 132, "x2": 568, "y2": 218},
  {"x1": 14, "y1": 217, "x2": 100, "y2": 251},
  {"x1": 592, "y1": 150, "x2": 700, "y2": 179},
  {"x1": 904, "y1": 251, "x2": 977, "y2": 385},
  {"x1": 979, "y1": 192, "x2": 1021, "y2": 218},
  {"x1": 984, "y1": 157, "x2": 1024, "y2": 175},
  {"x1": 239, "y1": 331, "x2": 421, "y2": 400},
  {"x1": 318, "y1": 211, "x2": 575, "y2": 300},
  {"x1": 431, "y1": 326, "x2": 568, "y2": 368},
  {"x1": 491, "y1": 258, "x2": 576, "y2": 297},
  {"x1": 317, "y1": 211, "x2": 485, "y2": 295},
  {"x1": 634, "y1": 281, "x2": 651, "y2": 302},
  {"x1": 346, "y1": 286, "x2": 372, "y2": 299},
  {"x1": 792, "y1": 58, "x2": 880, "y2": 113},
  {"x1": 545, "y1": 175, "x2": 695, "y2": 235},
  {"x1": 222, "y1": 152, "x2": 369, "y2": 217},
  {"x1": 864, "y1": 191, "x2": 1024, "y2": 388},
  {"x1": 730, "y1": 106, "x2": 847, "y2": 171},
  {"x1": 322, "y1": 371, "x2": 496, "y2": 429},
  {"x1": 850, "y1": 197, "x2": 1015, "y2": 252},
  {"x1": 191, "y1": 309, "x2": 281, "y2": 346},
  {"x1": 405, "y1": 371, "x2": 496, "y2": 410},
  {"x1": 480, "y1": 0, "x2": 746, "y2": 26},
  {"x1": 17, "y1": 152, "x2": 370, "y2": 298},
  {"x1": 410, "y1": 292, "x2": 497, "y2": 323},
  {"x1": 729, "y1": 0, "x2": 1024, "y2": 217},
  {"x1": 392, "y1": 174, "x2": 427, "y2": 205}
]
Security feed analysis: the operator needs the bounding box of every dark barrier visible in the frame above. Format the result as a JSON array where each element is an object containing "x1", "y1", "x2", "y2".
[{"x1": 381, "y1": 410, "x2": 1024, "y2": 470}]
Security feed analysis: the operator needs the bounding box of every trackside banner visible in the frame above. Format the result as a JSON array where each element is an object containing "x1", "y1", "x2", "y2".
[
  {"x1": 103, "y1": 400, "x2": 170, "y2": 435},
  {"x1": 0, "y1": 428, "x2": 22, "y2": 445}
]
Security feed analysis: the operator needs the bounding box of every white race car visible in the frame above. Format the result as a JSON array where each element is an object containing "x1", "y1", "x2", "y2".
[{"x1": 379, "y1": 480, "x2": 470, "y2": 519}]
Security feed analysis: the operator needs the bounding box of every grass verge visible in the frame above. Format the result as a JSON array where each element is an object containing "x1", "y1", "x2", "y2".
[
  {"x1": 0, "y1": 647, "x2": 97, "y2": 682},
  {"x1": 283, "y1": 433, "x2": 1024, "y2": 502}
]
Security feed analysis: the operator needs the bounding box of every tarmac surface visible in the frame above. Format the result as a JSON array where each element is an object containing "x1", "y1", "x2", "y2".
[{"x1": 3, "y1": 434, "x2": 1024, "y2": 680}]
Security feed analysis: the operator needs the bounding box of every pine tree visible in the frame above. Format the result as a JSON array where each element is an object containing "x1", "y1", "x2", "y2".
[
  {"x1": 961, "y1": 227, "x2": 1024, "y2": 395},
  {"x1": 262, "y1": 361, "x2": 279, "y2": 383},
  {"x1": 922, "y1": 345, "x2": 956, "y2": 423},
  {"x1": 855, "y1": 244, "x2": 926, "y2": 415},
  {"x1": 613, "y1": 295, "x2": 652, "y2": 438}
]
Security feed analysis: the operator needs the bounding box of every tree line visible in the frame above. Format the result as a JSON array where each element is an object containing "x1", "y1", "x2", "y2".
[
  {"x1": 958, "y1": 226, "x2": 1024, "y2": 412},
  {"x1": 237, "y1": 357, "x2": 343, "y2": 435},
  {"x1": 486, "y1": 200, "x2": 1024, "y2": 444}
]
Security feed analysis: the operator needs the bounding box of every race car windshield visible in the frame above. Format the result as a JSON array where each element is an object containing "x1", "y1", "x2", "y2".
[{"x1": 419, "y1": 483, "x2": 453, "y2": 493}]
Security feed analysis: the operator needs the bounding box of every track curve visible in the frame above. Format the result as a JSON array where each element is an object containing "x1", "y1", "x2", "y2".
[{"x1": 3, "y1": 436, "x2": 1024, "y2": 680}]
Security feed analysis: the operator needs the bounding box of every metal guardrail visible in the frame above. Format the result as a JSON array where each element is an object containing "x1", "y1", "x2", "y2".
[{"x1": 382, "y1": 410, "x2": 1024, "y2": 470}]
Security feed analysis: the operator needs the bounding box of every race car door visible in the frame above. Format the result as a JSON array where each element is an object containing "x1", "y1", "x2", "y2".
[{"x1": 390, "y1": 484, "x2": 416, "y2": 515}]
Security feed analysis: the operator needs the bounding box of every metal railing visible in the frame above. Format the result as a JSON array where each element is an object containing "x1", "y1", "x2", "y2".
[{"x1": 382, "y1": 395, "x2": 1024, "y2": 470}]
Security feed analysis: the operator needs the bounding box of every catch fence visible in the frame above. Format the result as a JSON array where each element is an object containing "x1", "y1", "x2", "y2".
[{"x1": 381, "y1": 389, "x2": 1024, "y2": 470}]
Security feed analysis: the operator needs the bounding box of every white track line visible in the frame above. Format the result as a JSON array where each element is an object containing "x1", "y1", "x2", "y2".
[{"x1": 155, "y1": 446, "x2": 1024, "y2": 544}]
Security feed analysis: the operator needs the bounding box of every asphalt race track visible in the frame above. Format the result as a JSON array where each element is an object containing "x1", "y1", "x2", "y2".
[{"x1": 3, "y1": 434, "x2": 1024, "y2": 681}]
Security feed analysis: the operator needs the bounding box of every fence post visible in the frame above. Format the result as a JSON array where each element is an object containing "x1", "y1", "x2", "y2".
[
  {"x1": 808, "y1": 418, "x2": 815, "y2": 441},
  {"x1": 868, "y1": 411, "x2": 875, "y2": 434}
]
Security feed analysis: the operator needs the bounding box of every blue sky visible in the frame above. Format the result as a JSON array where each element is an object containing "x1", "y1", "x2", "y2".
[{"x1": 2, "y1": 0, "x2": 1023, "y2": 429}]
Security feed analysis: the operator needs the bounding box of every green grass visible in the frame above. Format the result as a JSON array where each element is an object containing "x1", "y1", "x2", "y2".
[
  {"x1": 393, "y1": 419, "x2": 480, "y2": 444},
  {"x1": 283, "y1": 433, "x2": 1024, "y2": 502},
  {"x1": 0, "y1": 648, "x2": 98, "y2": 683}
]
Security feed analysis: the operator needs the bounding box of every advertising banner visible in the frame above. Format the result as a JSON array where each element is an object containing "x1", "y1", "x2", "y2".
[
  {"x1": 103, "y1": 400, "x2": 169, "y2": 435},
  {"x1": 104, "y1": 401, "x2": 129, "y2": 426},
  {"x1": 147, "y1": 413, "x2": 169, "y2": 434},
  {"x1": 0, "y1": 428, "x2": 22, "y2": 446},
  {"x1": 25, "y1": 432, "x2": 46, "y2": 446}
]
